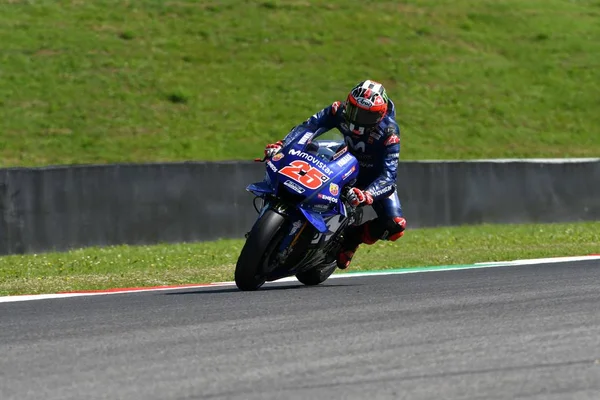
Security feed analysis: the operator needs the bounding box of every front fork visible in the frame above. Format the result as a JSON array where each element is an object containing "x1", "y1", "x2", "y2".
[
  {"x1": 248, "y1": 196, "x2": 358, "y2": 267},
  {"x1": 250, "y1": 197, "x2": 304, "y2": 254},
  {"x1": 246, "y1": 197, "x2": 290, "y2": 238}
]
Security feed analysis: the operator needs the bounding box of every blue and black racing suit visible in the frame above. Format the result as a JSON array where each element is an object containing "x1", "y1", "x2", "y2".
[{"x1": 282, "y1": 99, "x2": 406, "y2": 245}]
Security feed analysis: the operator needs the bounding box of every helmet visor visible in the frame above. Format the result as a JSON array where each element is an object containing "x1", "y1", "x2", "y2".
[{"x1": 344, "y1": 102, "x2": 382, "y2": 127}]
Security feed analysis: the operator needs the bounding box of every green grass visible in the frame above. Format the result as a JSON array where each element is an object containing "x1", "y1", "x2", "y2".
[
  {"x1": 1, "y1": 0, "x2": 600, "y2": 166},
  {"x1": 1, "y1": 221, "x2": 598, "y2": 296}
]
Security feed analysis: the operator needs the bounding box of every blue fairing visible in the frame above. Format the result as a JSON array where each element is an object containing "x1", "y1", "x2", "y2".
[
  {"x1": 246, "y1": 136, "x2": 359, "y2": 233},
  {"x1": 298, "y1": 208, "x2": 327, "y2": 233},
  {"x1": 247, "y1": 181, "x2": 274, "y2": 197}
]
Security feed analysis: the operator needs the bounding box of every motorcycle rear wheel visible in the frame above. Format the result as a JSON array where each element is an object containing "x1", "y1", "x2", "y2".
[{"x1": 235, "y1": 209, "x2": 286, "y2": 291}]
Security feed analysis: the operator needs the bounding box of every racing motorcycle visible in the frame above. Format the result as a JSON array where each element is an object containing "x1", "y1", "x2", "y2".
[{"x1": 235, "y1": 132, "x2": 362, "y2": 291}]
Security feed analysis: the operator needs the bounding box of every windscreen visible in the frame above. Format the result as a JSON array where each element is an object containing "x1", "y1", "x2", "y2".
[{"x1": 304, "y1": 131, "x2": 346, "y2": 162}]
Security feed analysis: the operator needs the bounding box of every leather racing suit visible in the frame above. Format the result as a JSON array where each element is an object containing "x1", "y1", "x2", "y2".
[{"x1": 281, "y1": 99, "x2": 406, "y2": 248}]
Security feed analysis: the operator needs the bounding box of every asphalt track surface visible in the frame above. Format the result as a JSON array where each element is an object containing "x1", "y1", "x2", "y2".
[{"x1": 1, "y1": 260, "x2": 600, "y2": 400}]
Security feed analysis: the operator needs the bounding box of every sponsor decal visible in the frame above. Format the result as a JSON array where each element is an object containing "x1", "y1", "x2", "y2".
[
  {"x1": 272, "y1": 152, "x2": 284, "y2": 162},
  {"x1": 373, "y1": 96, "x2": 385, "y2": 106},
  {"x1": 332, "y1": 146, "x2": 347, "y2": 160},
  {"x1": 371, "y1": 185, "x2": 394, "y2": 197},
  {"x1": 335, "y1": 153, "x2": 354, "y2": 167},
  {"x1": 370, "y1": 131, "x2": 382, "y2": 140},
  {"x1": 341, "y1": 166, "x2": 356, "y2": 180},
  {"x1": 318, "y1": 193, "x2": 338, "y2": 203},
  {"x1": 284, "y1": 180, "x2": 306, "y2": 194},
  {"x1": 344, "y1": 136, "x2": 366, "y2": 152},
  {"x1": 266, "y1": 161, "x2": 277, "y2": 172},
  {"x1": 350, "y1": 125, "x2": 365, "y2": 136},
  {"x1": 298, "y1": 132, "x2": 313, "y2": 145},
  {"x1": 288, "y1": 149, "x2": 334, "y2": 175},
  {"x1": 359, "y1": 161, "x2": 374, "y2": 168},
  {"x1": 311, "y1": 203, "x2": 330, "y2": 212},
  {"x1": 388, "y1": 153, "x2": 400, "y2": 159},
  {"x1": 356, "y1": 97, "x2": 373, "y2": 107},
  {"x1": 384, "y1": 126, "x2": 397, "y2": 135},
  {"x1": 329, "y1": 183, "x2": 339, "y2": 196},
  {"x1": 384, "y1": 134, "x2": 400, "y2": 146}
]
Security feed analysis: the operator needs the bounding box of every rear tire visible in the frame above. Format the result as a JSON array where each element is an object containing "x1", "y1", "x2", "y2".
[
  {"x1": 295, "y1": 261, "x2": 337, "y2": 286},
  {"x1": 235, "y1": 209, "x2": 286, "y2": 291}
]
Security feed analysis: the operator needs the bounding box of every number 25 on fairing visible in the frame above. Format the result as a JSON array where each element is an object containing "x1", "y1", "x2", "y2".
[{"x1": 278, "y1": 160, "x2": 328, "y2": 190}]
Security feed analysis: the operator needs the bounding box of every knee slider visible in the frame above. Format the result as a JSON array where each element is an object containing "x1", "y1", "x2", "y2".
[{"x1": 386, "y1": 217, "x2": 406, "y2": 242}]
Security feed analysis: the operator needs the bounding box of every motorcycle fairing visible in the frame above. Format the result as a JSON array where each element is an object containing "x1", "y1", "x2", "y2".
[
  {"x1": 298, "y1": 207, "x2": 328, "y2": 233},
  {"x1": 247, "y1": 181, "x2": 274, "y2": 197},
  {"x1": 247, "y1": 136, "x2": 359, "y2": 233}
]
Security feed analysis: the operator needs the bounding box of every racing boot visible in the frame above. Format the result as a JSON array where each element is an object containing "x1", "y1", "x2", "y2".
[
  {"x1": 336, "y1": 222, "x2": 377, "y2": 270},
  {"x1": 337, "y1": 242, "x2": 360, "y2": 270}
]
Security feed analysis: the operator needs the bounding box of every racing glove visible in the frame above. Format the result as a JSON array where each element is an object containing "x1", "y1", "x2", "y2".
[
  {"x1": 264, "y1": 140, "x2": 283, "y2": 158},
  {"x1": 346, "y1": 187, "x2": 374, "y2": 207}
]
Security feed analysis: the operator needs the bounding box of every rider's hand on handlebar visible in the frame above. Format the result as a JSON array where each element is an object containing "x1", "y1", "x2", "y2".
[
  {"x1": 346, "y1": 187, "x2": 374, "y2": 207},
  {"x1": 264, "y1": 140, "x2": 283, "y2": 158}
]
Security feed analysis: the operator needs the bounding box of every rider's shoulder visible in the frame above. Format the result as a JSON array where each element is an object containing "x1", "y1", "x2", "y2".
[
  {"x1": 377, "y1": 116, "x2": 400, "y2": 146},
  {"x1": 378, "y1": 116, "x2": 399, "y2": 136}
]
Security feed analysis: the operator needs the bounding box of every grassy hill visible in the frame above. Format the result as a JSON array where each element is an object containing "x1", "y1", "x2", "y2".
[{"x1": 1, "y1": 0, "x2": 599, "y2": 166}]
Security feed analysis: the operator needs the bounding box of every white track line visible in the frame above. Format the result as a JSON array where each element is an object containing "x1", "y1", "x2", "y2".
[
  {"x1": 474, "y1": 255, "x2": 600, "y2": 266},
  {"x1": 1, "y1": 255, "x2": 598, "y2": 304}
]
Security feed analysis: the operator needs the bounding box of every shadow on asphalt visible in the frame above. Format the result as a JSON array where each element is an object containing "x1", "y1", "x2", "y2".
[{"x1": 163, "y1": 283, "x2": 353, "y2": 296}]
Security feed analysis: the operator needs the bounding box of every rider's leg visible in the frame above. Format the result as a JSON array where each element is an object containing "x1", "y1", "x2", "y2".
[{"x1": 337, "y1": 191, "x2": 406, "y2": 269}]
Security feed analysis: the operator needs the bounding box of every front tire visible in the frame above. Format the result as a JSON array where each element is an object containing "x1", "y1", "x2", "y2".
[
  {"x1": 295, "y1": 261, "x2": 337, "y2": 286},
  {"x1": 235, "y1": 209, "x2": 286, "y2": 291}
]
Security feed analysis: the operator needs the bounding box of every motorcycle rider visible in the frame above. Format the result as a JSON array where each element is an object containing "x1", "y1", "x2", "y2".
[{"x1": 264, "y1": 80, "x2": 406, "y2": 269}]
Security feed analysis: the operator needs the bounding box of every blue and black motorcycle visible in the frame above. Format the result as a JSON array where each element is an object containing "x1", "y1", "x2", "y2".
[{"x1": 235, "y1": 132, "x2": 362, "y2": 291}]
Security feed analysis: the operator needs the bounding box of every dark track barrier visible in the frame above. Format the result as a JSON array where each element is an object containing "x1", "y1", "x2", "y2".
[{"x1": 1, "y1": 159, "x2": 599, "y2": 255}]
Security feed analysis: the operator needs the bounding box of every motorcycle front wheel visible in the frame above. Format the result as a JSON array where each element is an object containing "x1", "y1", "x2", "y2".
[{"x1": 235, "y1": 209, "x2": 286, "y2": 291}]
